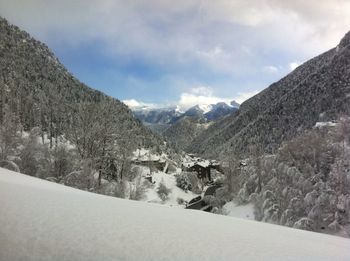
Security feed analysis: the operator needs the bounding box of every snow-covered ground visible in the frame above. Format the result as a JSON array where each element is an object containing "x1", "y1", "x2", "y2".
[
  {"x1": 1, "y1": 167, "x2": 350, "y2": 261},
  {"x1": 133, "y1": 164, "x2": 197, "y2": 206},
  {"x1": 132, "y1": 148, "x2": 168, "y2": 162},
  {"x1": 223, "y1": 202, "x2": 255, "y2": 220},
  {"x1": 141, "y1": 169, "x2": 198, "y2": 206}
]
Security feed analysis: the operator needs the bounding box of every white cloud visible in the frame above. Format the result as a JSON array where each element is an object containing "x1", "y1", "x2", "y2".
[
  {"x1": 189, "y1": 86, "x2": 213, "y2": 96},
  {"x1": 289, "y1": 62, "x2": 301, "y2": 71},
  {"x1": 2, "y1": 0, "x2": 349, "y2": 70},
  {"x1": 177, "y1": 86, "x2": 231, "y2": 111},
  {"x1": 263, "y1": 65, "x2": 279, "y2": 73},
  {"x1": 233, "y1": 91, "x2": 259, "y2": 104},
  {"x1": 124, "y1": 85, "x2": 259, "y2": 111},
  {"x1": 122, "y1": 99, "x2": 155, "y2": 110}
]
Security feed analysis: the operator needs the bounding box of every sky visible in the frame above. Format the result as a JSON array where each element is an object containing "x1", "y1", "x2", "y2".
[{"x1": 1, "y1": 0, "x2": 350, "y2": 111}]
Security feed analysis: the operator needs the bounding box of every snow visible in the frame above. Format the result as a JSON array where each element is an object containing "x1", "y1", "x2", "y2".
[
  {"x1": 223, "y1": 202, "x2": 255, "y2": 220},
  {"x1": 182, "y1": 155, "x2": 213, "y2": 168},
  {"x1": 198, "y1": 104, "x2": 213, "y2": 114},
  {"x1": 138, "y1": 167, "x2": 197, "y2": 206},
  {"x1": 132, "y1": 148, "x2": 167, "y2": 162},
  {"x1": 314, "y1": 121, "x2": 337, "y2": 128},
  {"x1": 1, "y1": 168, "x2": 350, "y2": 261}
]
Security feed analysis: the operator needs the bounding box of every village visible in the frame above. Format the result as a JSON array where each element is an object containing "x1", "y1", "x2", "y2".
[{"x1": 131, "y1": 149, "x2": 225, "y2": 211}]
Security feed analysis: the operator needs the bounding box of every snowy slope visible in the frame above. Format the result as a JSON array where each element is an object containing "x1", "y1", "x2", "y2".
[
  {"x1": 132, "y1": 164, "x2": 197, "y2": 206},
  {"x1": 1, "y1": 168, "x2": 350, "y2": 261},
  {"x1": 223, "y1": 202, "x2": 255, "y2": 220}
]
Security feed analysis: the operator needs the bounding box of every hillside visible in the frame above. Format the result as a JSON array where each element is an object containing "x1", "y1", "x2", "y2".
[
  {"x1": 0, "y1": 17, "x2": 160, "y2": 149},
  {"x1": 1, "y1": 167, "x2": 349, "y2": 261},
  {"x1": 188, "y1": 31, "x2": 350, "y2": 158},
  {"x1": 163, "y1": 117, "x2": 210, "y2": 150}
]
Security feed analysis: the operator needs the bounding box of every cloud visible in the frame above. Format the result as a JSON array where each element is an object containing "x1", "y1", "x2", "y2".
[
  {"x1": 263, "y1": 65, "x2": 279, "y2": 73},
  {"x1": 124, "y1": 86, "x2": 258, "y2": 111},
  {"x1": 233, "y1": 91, "x2": 259, "y2": 104},
  {"x1": 289, "y1": 62, "x2": 301, "y2": 71},
  {"x1": 189, "y1": 86, "x2": 213, "y2": 96},
  {"x1": 177, "y1": 86, "x2": 230, "y2": 111},
  {"x1": 2, "y1": 0, "x2": 349, "y2": 67},
  {"x1": 1, "y1": 0, "x2": 349, "y2": 105},
  {"x1": 122, "y1": 99, "x2": 156, "y2": 110}
]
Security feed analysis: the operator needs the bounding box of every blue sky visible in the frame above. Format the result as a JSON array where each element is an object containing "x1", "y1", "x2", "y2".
[{"x1": 1, "y1": 0, "x2": 350, "y2": 110}]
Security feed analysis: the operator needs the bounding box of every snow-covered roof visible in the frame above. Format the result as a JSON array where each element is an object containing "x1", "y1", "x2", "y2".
[
  {"x1": 1, "y1": 168, "x2": 349, "y2": 260},
  {"x1": 132, "y1": 148, "x2": 167, "y2": 162},
  {"x1": 314, "y1": 121, "x2": 337, "y2": 128},
  {"x1": 182, "y1": 155, "x2": 217, "y2": 169}
]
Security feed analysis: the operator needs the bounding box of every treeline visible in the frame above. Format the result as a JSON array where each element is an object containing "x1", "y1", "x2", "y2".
[{"x1": 219, "y1": 118, "x2": 350, "y2": 237}]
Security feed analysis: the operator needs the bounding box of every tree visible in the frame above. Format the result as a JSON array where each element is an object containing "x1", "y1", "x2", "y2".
[
  {"x1": 0, "y1": 106, "x2": 21, "y2": 161},
  {"x1": 250, "y1": 144, "x2": 263, "y2": 193},
  {"x1": 223, "y1": 152, "x2": 241, "y2": 197}
]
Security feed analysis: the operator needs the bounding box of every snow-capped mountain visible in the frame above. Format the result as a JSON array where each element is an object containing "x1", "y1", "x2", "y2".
[
  {"x1": 205, "y1": 102, "x2": 238, "y2": 121},
  {"x1": 133, "y1": 106, "x2": 182, "y2": 125},
  {"x1": 132, "y1": 100, "x2": 239, "y2": 130}
]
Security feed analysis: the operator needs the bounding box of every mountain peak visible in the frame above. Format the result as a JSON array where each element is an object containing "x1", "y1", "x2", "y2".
[{"x1": 230, "y1": 100, "x2": 240, "y2": 108}]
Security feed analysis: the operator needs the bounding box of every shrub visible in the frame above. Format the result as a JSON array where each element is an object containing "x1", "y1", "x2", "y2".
[
  {"x1": 129, "y1": 176, "x2": 147, "y2": 200},
  {"x1": 177, "y1": 197, "x2": 185, "y2": 205},
  {"x1": 175, "y1": 173, "x2": 192, "y2": 192},
  {"x1": 157, "y1": 180, "x2": 171, "y2": 201}
]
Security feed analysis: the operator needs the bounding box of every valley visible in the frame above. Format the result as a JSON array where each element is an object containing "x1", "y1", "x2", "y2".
[{"x1": 1, "y1": 7, "x2": 350, "y2": 260}]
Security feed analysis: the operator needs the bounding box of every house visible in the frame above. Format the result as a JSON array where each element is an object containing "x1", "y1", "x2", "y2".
[
  {"x1": 131, "y1": 148, "x2": 167, "y2": 172},
  {"x1": 182, "y1": 160, "x2": 212, "y2": 181},
  {"x1": 182, "y1": 156, "x2": 224, "y2": 182}
]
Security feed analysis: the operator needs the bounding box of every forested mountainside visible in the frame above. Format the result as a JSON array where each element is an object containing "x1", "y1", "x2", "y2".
[
  {"x1": 0, "y1": 17, "x2": 160, "y2": 149},
  {"x1": 163, "y1": 117, "x2": 210, "y2": 151},
  {"x1": 188, "y1": 31, "x2": 350, "y2": 158},
  {"x1": 0, "y1": 16, "x2": 166, "y2": 188}
]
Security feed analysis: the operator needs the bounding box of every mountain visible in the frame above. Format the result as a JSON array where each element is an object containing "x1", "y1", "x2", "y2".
[
  {"x1": 133, "y1": 107, "x2": 182, "y2": 125},
  {"x1": 133, "y1": 101, "x2": 239, "y2": 134},
  {"x1": 163, "y1": 117, "x2": 210, "y2": 150},
  {"x1": 0, "y1": 17, "x2": 161, "y2": 149},
  {"x1": 188, "y1": 30, "x2": 350, "y2": 158},
  {"x1": 204, "y1": 102, "x2": 239, "y2": 121}
]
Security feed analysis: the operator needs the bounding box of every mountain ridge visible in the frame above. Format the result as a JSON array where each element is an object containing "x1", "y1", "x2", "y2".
[
  {"x1": 187, "y1": 31, "x2": 350, "y2": 158},
  {"x1": 132, "y1": 100, "x2": 239, "y2": 129},
  {"x1": 0, "y1": 16, "x2": 161, "y2": 150}
]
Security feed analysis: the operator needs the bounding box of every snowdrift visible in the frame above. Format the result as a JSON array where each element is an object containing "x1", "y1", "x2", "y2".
[{"x1": 0, "y1": 167, "x2": 349, "y2": 261}]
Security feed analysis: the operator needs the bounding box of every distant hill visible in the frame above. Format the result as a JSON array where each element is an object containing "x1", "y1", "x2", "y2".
[
  {"x1": 0, "y1": 17, "x2": 161, "y2": 150},
  {"x1": 163, "y1": 117, "x2": 210, "y2": 150},
  {"x1": 188, "y1": 30, "x2": 350, "y2": 158}
]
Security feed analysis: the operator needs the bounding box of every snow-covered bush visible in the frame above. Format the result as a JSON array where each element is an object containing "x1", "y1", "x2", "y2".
[
  {"x1": 293, "y1": 217, "x2": 315, "y2": 231},
  {"x1": 63, "y1": 170, "x2": 93, "y2": 190},
  {"x1": 203, "y1": 195, "x2": 222, "y2": 209},
  {"x1": 175, "y1": 173, "x2": 192, "y2": 192},
  {"x1": 177, "y1": 197, "x2": 185, "y2": 205},
  {"x1": 0, "y1": 160, "x2": 20, "y2": 172},
  {"x1": 186, "y1": 172, "x2": 202, "y2": 194},
  {"x1": 157, "y1": 180, "x2": 171, "y2": 201},
  {"x1": 113, "y1": 181, "x2": 127, "y2": 198},
  {"x1": 129, "y1": 176, "x2": 147, "y2": 201}
]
